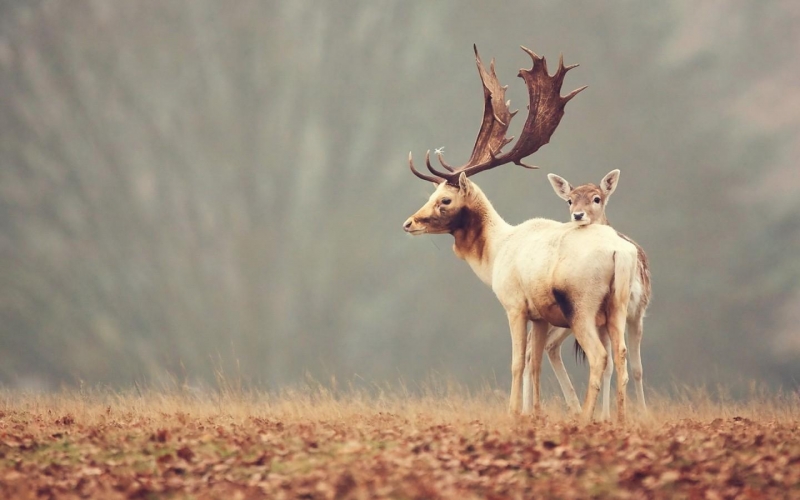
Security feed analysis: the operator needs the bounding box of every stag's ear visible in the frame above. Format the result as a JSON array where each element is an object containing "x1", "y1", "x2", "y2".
[
  {"x1": 547, "y1": 173, "x2": 573, "y2": 201},
  {"x1": 457, "y1": 172, "x2": 471, "y2": 195},
  {"x1": 600, "y1": 169, "x2": 620, "y2": 197}
]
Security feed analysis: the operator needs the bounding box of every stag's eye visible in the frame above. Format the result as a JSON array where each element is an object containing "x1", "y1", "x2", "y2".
[
  {"x1": 441, "y1": 198, "x2": 451, "y2": 205},
  {"x1": 593, "y1": 196, "x2": 601, "y2": 204},
  {"x1": 567, "y1": 199, "x2": 572, "y2": 205}
]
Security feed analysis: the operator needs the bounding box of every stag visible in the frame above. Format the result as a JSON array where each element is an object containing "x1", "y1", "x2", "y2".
[
  {"x1": 526, "y1": 170, "x2": 651, "y2": 417},
  {"x1": 403, "y1": 45, "x2": 638, "y2": 422}
]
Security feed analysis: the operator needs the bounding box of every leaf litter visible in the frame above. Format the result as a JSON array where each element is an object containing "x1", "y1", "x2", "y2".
[{"x1": 0, "y1": 389, "x2": 798, "y2": 499}]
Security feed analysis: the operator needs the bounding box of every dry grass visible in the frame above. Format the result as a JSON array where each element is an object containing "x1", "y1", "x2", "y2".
[
  {"x1": 0, "y1": 381, "x2": 799, "y2": 499},
  {"x1": 4, "y1": 377, "x2": 797, "y2": 429}
]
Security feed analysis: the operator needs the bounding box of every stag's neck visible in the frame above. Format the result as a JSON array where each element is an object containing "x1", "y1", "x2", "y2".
[{"x1": 451, "y1": 187, "x2": 510, "y2": 286}]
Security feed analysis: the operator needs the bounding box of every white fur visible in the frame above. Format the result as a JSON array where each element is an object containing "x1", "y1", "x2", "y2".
[
  {"x1": 405, "y1": 180, "x2": 638, "y2": 422},
  {"x1": 524, "y1": 169, "x2": 651, "y2": 419}
]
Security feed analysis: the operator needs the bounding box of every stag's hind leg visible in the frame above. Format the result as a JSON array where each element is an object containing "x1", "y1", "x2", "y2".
[
  {"x1": 571, "y1": 317, "x2": 608, "y2": 423},
  {"x1": 506, "y1": 311, "x2": 529, "y2": 415},
  {"x1": 525, "y1": 325, "x2": 575, "y2": 414},
  {"x1": 524, "y1": 320, "x2": 550, "y2": 416}
]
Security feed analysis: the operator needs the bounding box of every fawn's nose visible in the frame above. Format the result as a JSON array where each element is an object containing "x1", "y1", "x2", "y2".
[
  {"x1": 403, "y1": 219, "x2": 413, "y2": 231},
  {"x1": 573, "y1": 212, "x2": 585, "y2": 221}
]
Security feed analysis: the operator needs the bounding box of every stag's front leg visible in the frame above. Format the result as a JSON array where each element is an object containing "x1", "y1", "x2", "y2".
[
  {"x1": 523, "y1": 324, "x2": 555, "y2": 414},
  {"x1": 527, "y1": 320, "x2": 550, "y2": 416},
  {"x1": 571, "y1": 317, "x2": 608, "y2": 423},
  {"x1": 506, "y1": 311, "x2": 528, "y2": 415}
]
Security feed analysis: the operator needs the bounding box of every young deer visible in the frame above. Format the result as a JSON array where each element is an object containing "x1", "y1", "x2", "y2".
[
  {"x1": 402, "y1": 46, "x2": 638, "y2": 423},
  {"x1": 524, "y1": 170, "x2": 651, "y2": 417}
]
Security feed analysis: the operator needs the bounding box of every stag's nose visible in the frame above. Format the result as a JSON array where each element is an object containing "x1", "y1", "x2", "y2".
[
  {"x1": 573, "y1": 212, "x2": 584, "y2": 221},
  {"x1": 403, "y1": 219, "x2": 413, "y2": 231}
]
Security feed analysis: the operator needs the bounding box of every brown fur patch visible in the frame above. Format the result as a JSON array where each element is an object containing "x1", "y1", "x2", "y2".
[
  {"x1": 552, "y1": 288, "x2": 573, "y2": 322},
  {"x1": 451, "y1": 206, "x2": 489, "y2": 265},
  {"x1": 532, "y1": 301, "x2": 570, "y2": 329}
]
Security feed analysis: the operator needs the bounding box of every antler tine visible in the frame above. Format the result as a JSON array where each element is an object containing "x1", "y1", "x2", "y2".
[
  {"x1": 409, "y1": 151, "x2": 442, "y2": 183},
  {"x1": 487, "y1": 136, "x2": 536, "y2": 170},
  {"x1": 436, "y1": 152, "x2": 456, "y2": 172},
  {"x1": 560, "y1": 53, "x2": 581, "y2": 73},
  {"x1": 425, "y1": 150, "x2": 453, "y2": 180},
  {"x1": 500, "y1": 136, "x2": 514, "y2": 149},
  {"x1": 520, "y1": 46, "x2": 550, "y2": 78},
  {"x1": 554, "y1": 53, "x2": 581, "y2": 84},
  {"x1": 508, "y1": 99, "x2": 519, "y2": 118},
  {"x1": 514, "y1": 160, "x2": 539, "y2": 170},
  {"x1": 520, "y1": 45, "x2": 540, "y2": 61},
  {"x1": 563, "y1": 85, "x2": 588, "y2": 104}
]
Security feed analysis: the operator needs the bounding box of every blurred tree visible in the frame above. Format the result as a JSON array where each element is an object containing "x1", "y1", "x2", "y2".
[{"x1": 0, "y1": 0, "x2": 798, "y2": 392}]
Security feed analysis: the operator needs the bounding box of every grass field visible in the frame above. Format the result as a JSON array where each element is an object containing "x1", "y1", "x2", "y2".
[{"x1": 0, "y1": 383, "x2": 798, "y2": 499}]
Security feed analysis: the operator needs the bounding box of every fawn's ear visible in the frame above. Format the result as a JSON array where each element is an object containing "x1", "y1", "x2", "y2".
[
  {"x1": 601, "y1": 169, "x2": 620, "y2": 197},
  {"x1": 547, "y1": 173, "x2": 573, "y2": 201}
]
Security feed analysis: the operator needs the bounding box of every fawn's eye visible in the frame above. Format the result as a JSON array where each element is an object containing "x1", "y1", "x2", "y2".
[
  {"x1": 593, "y1": 197, "x2": 601, "y2": 204},
  {"x1": 567, "y1": 199, "x2": 572, "y2": 205},
  {"x1": 441, "y1": 198, "x2": 451, "y2": 205}
]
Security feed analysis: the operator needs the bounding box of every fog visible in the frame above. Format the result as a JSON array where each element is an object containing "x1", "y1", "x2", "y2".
[{"x1": 1, "y1": 1, "x2": 798, "y2": 396}]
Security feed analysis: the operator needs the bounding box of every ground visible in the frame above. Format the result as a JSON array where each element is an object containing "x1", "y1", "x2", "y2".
[{"x1": 0, "y1": 385, "x2": 798, "y2": 499}]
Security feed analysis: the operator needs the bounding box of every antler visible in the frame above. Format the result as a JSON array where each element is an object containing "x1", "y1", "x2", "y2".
[{"x1": 409, "y1": 45, "x2": 587, "y2": 185}]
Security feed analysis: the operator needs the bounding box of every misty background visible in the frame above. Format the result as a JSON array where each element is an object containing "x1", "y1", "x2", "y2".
[{"x1": 1, "y1": 1, "x2": 798, "y2": 396}]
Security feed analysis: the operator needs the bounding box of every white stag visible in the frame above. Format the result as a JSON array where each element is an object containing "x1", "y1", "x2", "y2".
[
  {"x1": 402, "y1": 46, "x2": 638, "y2": 422},
  {"x1": 523, "y1": 170, "x2": 651, "y2": 417}
]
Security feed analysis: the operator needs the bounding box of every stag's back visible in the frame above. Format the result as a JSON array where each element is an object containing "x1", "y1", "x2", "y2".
[
  {"x1": 547, "y1": 170, "x2": 651, "y2": 319},
  {"x1": 492, "y1": 221, "x2": 638, "y2": 327}
]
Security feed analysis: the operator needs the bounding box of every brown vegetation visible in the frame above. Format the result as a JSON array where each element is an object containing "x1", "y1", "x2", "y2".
[{"x1": 0, "y1": 385, "x2": 798, "y2": 499}]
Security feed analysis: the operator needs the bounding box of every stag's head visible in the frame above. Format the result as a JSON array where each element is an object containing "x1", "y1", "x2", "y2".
[
  {"x1": 403, "y1": 173, "x2": 474, "y2": 235},
  {"x1": 403, "y1": 45, "x2": 585, "y2": 235},
  {"x1": 547, "y1": 169, "x2": 620, "y2": 226}
]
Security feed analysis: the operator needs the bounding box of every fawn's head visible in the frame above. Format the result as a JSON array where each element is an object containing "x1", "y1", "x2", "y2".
[{"x1": 547, "y1": 169, "x2": 620, "y2": 226}]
